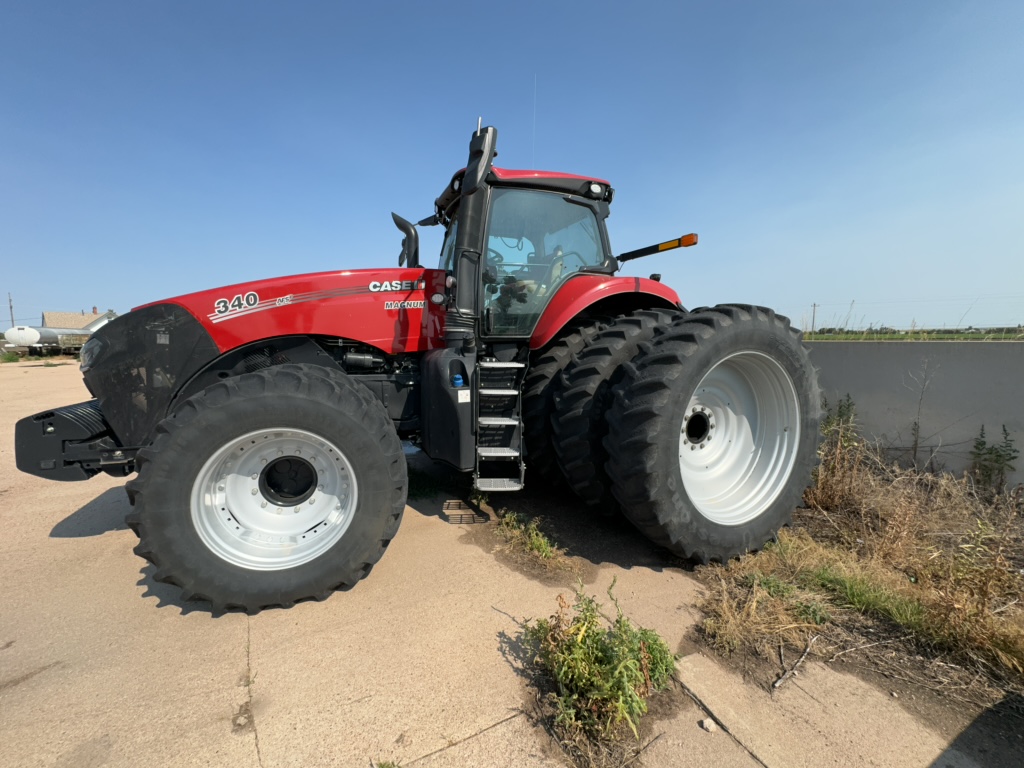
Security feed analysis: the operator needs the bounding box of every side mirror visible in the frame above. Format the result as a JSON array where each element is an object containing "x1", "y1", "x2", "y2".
[{"x1": 391, "y1": 212, "x2": 419, "y2": 268}]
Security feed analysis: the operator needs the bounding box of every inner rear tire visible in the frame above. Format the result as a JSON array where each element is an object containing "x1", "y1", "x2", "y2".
[
  {"x1": 551, "y1": 309, "x2": 683, "y2": 512},
  {"x1": 125, "y1": 364, "x2": 407, "y2": 612},
  {"x1": 605, "y1": 305, "x2": 821, "y2": 561},
  {"x1": 522, "y1": 315, "x2": 609, "y2": 487}
]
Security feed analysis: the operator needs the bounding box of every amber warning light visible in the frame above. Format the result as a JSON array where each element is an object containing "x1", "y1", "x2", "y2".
[{"x1": 617, "y1": 234, "x2": 698, "y2": 263}]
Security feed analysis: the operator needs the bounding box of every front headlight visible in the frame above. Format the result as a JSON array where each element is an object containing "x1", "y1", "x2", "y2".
[{"x1": 79, "y1": 337, "x2": 104, "y2": 372}]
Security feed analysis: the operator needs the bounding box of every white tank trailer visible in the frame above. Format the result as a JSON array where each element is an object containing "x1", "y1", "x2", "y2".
[{"x1": 3, "y1": 314, "x2": 116, "y2": 355}]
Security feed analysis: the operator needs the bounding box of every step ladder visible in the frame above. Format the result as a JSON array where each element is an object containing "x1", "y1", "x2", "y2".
[{"x1": 474, "y1": 359, "x2": 526, "y2": 492}]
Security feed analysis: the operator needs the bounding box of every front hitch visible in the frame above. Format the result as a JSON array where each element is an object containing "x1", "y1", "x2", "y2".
[{"x1": 15, "y1": 400, "x2": 136, "y2": 481}]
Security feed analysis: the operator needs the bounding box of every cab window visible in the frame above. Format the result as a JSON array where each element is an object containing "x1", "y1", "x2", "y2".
[{"x1": 483, "y1": 188, "x2": 607, "y2": 336}]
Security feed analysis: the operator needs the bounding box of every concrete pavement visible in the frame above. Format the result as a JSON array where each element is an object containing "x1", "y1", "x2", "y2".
[{"x1": 0, "y1": 362, "x2": 1006, "y2": 767}]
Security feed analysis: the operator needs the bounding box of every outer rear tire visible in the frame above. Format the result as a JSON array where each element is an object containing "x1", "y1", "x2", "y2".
[
  {"x1": 125, "y1": 364, "x2": 407, "y2": 612},
  {"x1": 522, "y1": 316, "x2": 609, "y2": 487},
  {"x1": 605, "y1": 305, "x2": 821, "y2": 561},
  {"x1": 551, "y1": 309, "x2": 683, "y2": 512}
]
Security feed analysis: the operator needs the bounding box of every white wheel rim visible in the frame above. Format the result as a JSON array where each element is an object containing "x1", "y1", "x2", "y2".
[
  {"x1": 191, "y1": 428, "x2": 358, "y2": 570},
  {"x1": 678, "y1": 351, "x2": 800, "y2": 526}
]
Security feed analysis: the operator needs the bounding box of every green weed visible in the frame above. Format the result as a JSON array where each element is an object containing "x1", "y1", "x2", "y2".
[
  {"x1": 525, "y1": 581, "x2": 675, "y2": 739},
  {"x1": 971, "y1": 425, "x2": 1019, "y2": 495},
  {"x1": 498, "y1": 510, "x2": 560, "y2": 560}
]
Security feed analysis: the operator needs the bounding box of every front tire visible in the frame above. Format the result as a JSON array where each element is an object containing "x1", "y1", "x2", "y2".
[
  {"x1": 125, "y1": 364, "x2": 407, "y2": 612},
  {"x1": 605, "y1": 305, "x2": 821, "y2": 561}
]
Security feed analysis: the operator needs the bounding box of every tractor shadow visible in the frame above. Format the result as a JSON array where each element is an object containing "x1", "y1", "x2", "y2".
[
  {"x1": 929, "y1": 692, "x2": 1024, "y2": 768},
  {"x1": 135, "y1": 564, "x2": 220, "y2": 616},
  {"x1": 405, "y1": 447, "x2": 691, "y2": 577},
  {"x1": 50, "y1": 487, "x2": 129, "y2": 538},
  {"x1": 50, "y1": 488, "x2": 216, "y2": 614}
]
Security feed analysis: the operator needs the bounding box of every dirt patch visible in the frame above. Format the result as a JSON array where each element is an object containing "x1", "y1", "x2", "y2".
[
  {"x1": 525, "y1": 680, "x2": 692, "y2": 768},
  {"x1": 460, "y1": 514, "x2": 596, "y2": 587}
]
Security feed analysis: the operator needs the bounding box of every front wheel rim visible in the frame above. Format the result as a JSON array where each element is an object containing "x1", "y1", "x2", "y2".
[
  {"x1": 191, "y1": 428, "x2": 358, "y2": 570},
  {"x1": 678, "y1": 351, "x2": 800, "y2": 526}
]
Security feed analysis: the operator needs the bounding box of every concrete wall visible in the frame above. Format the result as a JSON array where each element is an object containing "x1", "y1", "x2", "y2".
[{"x1": 806, "y1": 342, "x2": 1023, "y2": 485}]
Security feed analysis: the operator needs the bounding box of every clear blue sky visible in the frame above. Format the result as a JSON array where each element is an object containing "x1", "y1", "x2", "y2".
[{"x1": 2, "y1": 1, "x2": 1022, "y2": 331}]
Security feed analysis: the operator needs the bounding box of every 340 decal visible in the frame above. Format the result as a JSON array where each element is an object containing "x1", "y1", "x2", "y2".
[{"x1": 214, "y1": 292, "x2": 260, "y2": 315}]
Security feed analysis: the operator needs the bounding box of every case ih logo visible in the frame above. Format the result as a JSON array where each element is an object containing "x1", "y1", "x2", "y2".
[{"x1": 368, "y1": 280, "x2": 426, "y2": 292}]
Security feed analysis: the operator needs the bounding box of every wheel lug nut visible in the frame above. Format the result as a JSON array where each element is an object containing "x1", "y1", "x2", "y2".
[
  {"x1": 691, "y1": 407, "x2": 697, "y2": 413},
  {"x1": 700, "y1": 444, "x2": 705, "y2": 450},
  {"x1": 251, "y1": 473, "x2": 258, "y2": 480},
  {"x1": 261, "y1": 501, "x2": 267, "y2": 508},
  {"x1": 261, "y1": 458, "x2": 267, "y2": 464},
  {"x1": 309, "y1": 498, "x2": 316, "y2": 505},
  {"x1": 690, "y1": 445, "x2": 696, "y2": 451},
  {"x1": 251, "y1": 488, "x2": 258, "y2": 495}
]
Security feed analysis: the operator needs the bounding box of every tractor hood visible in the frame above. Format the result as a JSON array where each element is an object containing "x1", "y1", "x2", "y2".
[
  {"x1": 132, "y1": 268, "x2": 448, "y2": 354},
  {"x1": 80, "y1": 268, "x2": 447, "y2": 447}
]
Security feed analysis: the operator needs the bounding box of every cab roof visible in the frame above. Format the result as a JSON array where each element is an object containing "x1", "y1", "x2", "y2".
[{"x1": 435, "y1": 166, "x2": 613, "y2": 219}]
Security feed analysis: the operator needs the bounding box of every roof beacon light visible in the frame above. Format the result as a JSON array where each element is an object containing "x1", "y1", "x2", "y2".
[{"x1": 617, "y1": 233, "x2": 698, "y2": 263}]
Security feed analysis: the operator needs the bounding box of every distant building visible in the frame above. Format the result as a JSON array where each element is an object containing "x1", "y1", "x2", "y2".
[{"x1": 41, "y1": 307, "x2": 113, "y2": 329}]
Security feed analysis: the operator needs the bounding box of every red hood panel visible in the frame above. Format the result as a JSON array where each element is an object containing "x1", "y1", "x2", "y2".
[{"x1": 138, "y1": 269, "x2": 448, "y2": 354}]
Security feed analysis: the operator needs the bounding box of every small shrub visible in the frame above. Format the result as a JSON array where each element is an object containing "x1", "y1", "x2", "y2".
[
  {"x1": 1, "y1": 351, "x2": 20, "y2": 363},
  {"x1": 970, "y1": 425, "x2": 1019, "y2": 495},
  {"x1": 525, "y1": 582, "x2": 674, "y2": 739},
  {"x1": 498, "y1": 510, "x2": 560, "y2": 560},
  {"x1": 805, "y1": 394, "x2": 864, "y2": 513}
]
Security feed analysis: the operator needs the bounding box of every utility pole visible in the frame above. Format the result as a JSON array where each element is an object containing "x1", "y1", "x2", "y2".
[
  {"x1": 811, "y1": 303, "x2": 818, "y2": 334},
  {"x1": 7, "y1": 293, "x2": 13, "y2": 328}
]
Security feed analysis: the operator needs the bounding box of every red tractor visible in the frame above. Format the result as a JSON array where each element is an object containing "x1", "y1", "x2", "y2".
[{"x1": 16, "y1": 126, "x2": 821, "y2": 612}]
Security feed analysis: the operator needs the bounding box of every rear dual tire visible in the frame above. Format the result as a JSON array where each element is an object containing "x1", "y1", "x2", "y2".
[
  {"x1": 551, "y1": 309, "x2": 684, "y2": 512},
  {"x1": 605, "y1": 305, "x2": 821, "y2": 561},
  {"x1": 522, "y1": 315, "x2": 609, "y2": 487}
]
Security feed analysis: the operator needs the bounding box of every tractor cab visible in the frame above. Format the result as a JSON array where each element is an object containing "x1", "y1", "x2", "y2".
[
  {"x1": 414, "y1": 126, "x2": 622, "y2": 489},
  {"x1": 439, "y1": 175, "x2": 616, "y2": 337},
  {"x1": 429, "y1": 127, "x2": 616, "y2": 343}
]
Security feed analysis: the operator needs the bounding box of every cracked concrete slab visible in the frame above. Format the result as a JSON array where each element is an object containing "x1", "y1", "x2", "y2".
[{"x1": 676, "y1": 653, "x2": 983, "y2": 768}]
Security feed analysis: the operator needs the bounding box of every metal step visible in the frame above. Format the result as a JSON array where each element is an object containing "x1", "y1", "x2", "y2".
[
  {"x1": 478, "y1": 360, "x2": 526, "y2": 368},
  {"x1": 478, "y1": 447, "x2": 520, "y2": 458},
  {"x1": 478, "y1": 417, "x2": 518, "y2": 426},
  {"x1": 474, "y1": 477, "x2": 524, "y2": 492},
  {"x1": 478, "y1": 388, "x2": 519, "y2": 396}
]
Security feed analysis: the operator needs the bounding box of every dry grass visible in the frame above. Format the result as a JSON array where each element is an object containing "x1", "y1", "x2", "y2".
[{"x1": 700, "y1": 404, "x2": 1024, "y2": 696}]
